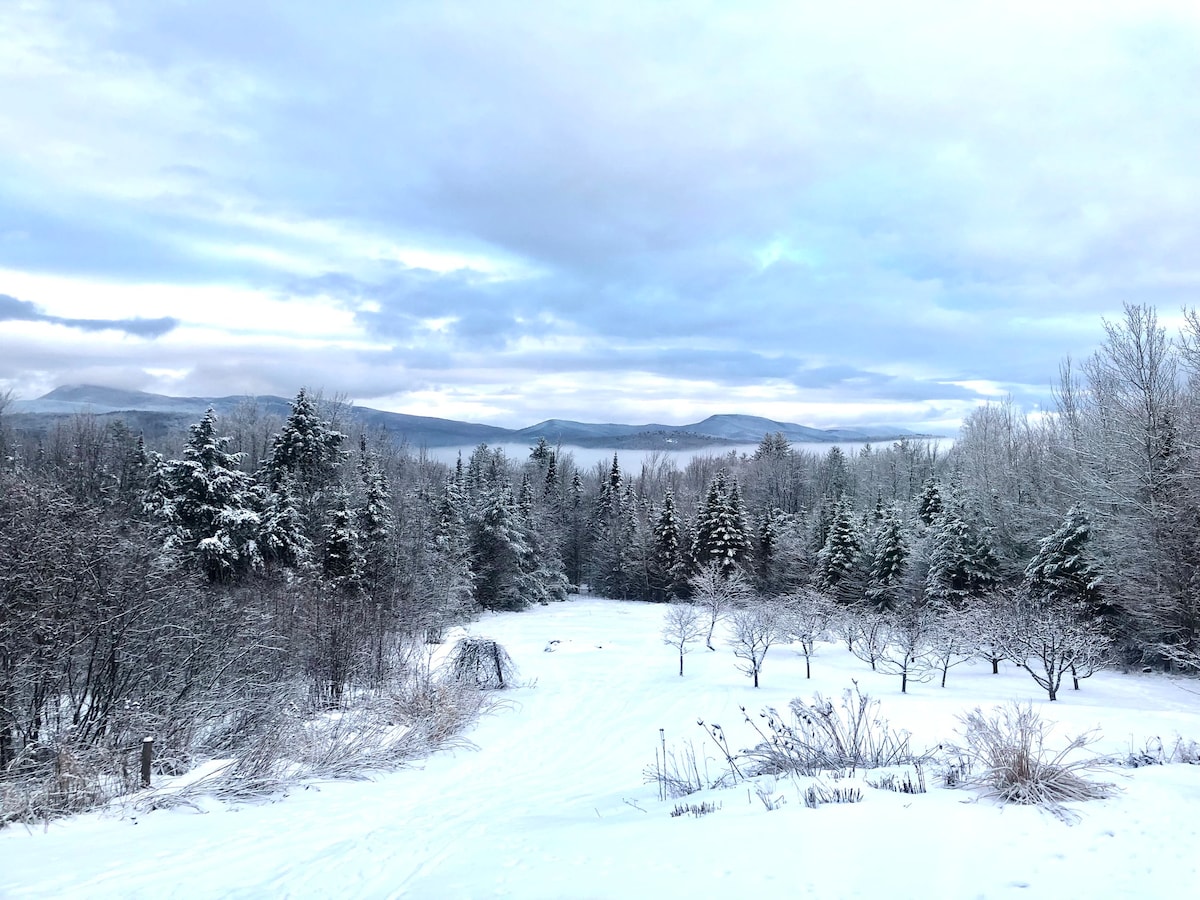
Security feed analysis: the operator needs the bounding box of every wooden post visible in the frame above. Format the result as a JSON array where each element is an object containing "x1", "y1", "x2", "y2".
[{"x1": 141, "y1": 737, "x2": 153, "y2": 788}]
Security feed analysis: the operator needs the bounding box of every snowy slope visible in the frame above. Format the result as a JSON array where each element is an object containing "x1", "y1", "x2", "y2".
[{"x1": 2, "y1": 598, "x2": 1198, "y2": 899}]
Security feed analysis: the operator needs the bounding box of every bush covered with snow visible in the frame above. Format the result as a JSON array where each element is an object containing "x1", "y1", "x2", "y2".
[{"x1": 447, "y1": 636, "x2": 519, "y2": 690}]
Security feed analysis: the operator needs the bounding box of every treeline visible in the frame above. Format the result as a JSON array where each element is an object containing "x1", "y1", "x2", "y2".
[{"x1": 2, "y1": 303, "x2": 1199, "y2": 786}]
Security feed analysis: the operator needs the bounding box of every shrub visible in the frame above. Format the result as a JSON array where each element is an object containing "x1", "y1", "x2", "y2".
[
  {"x1": 739, "y1": 682, "x2": 928, "y2": 776},
  {"x1": 447, "y1": 636, "x2": 518, "y2": 690},
  {"x1": 950, "y1": 702, "x2": 1115, "y2": 819}
]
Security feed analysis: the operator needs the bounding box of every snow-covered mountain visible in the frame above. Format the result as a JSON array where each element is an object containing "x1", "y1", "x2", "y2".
[{"x1": 8, "y1": 385, "x2": 932, "y2": 448}]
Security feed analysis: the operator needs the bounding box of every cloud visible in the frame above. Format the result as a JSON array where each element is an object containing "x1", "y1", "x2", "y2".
[{"x1": 0, "y1": 294, "x2": 178, "y2": 338}]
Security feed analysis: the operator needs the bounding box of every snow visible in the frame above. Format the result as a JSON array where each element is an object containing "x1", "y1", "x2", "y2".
[{"x1": 3, "y1": 597, "x2": 1199, "y2": 898}]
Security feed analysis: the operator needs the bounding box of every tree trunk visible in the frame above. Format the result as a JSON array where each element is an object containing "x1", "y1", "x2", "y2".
[{"x1": 679, "y1": 653, "x2": 684, "y2": 676}]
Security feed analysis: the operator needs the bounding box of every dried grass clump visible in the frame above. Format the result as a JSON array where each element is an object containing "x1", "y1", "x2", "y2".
[
  {"x1": 952, "y1": 702, "x2": 1115, "y2": 819},
  {"x1": 1, "y1": 741, "x2": 141, "y2": 827},
  {"x1": 740, "y1": 682, "x2": 928, "y2": 777}
]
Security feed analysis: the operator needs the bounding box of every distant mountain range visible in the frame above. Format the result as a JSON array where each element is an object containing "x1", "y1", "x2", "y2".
[{"x1": 7, "y1": 385, "x2": 934, "y2": 449}]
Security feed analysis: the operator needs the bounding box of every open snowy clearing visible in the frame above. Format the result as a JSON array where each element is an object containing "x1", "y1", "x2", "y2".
[{"x1": 2, "y1": 597, "x2": 1199, "y2": 899}]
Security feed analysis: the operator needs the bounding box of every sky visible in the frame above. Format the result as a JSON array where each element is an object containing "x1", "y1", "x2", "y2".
[{"x1": 2, "y1": 0, "x2": 1199, "y2": 433}]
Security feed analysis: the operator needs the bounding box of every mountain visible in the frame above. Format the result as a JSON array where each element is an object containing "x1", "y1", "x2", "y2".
[{"x1": 6, "y1": 385, "x2": 934, "y2": 448}]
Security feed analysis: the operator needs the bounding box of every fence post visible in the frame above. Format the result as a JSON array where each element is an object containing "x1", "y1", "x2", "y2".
[{"x1": 141, "y1": 737, "x2": 154, "y2": 788}]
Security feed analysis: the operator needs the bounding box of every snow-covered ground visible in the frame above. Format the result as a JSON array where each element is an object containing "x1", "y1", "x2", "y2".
[{"x1": 3, "y1": 597, "x2": 1199, "y2": 899}]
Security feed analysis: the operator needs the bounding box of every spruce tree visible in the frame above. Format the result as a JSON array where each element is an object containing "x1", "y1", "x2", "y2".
[
  {"x1": 1024, "y1": 505, "x2": 1110, "y2": 621},
  {"x1": 695, "y1": 470, "x2": 753, "y2": 575},
  {"x1": 866, "y1": 505, "x2": 909, "y2": 611},
  {"x1": 651, "y1": 489, "x2": 687, "y2": 601},
  {"x1": 925, "y1": 502, "x2": 999, "y2": 609},
  {"x1": 815, "y1": 497, "x2": 863, "y2": 603},
  {"x1": 162, "y1": 408, "x2": 262, "y2": 582}
]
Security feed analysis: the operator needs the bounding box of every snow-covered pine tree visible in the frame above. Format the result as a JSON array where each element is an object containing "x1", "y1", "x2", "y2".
[
  {"x1": 695, "y1": 469, "x2": 753, "y2": 576},
  {"x1": 259, "y1": 471, "x2": 311, "y2": 571},
  {"x1": 162, "y1": 408, "x2": 263, "y2": 582},
  {"x1": 924, "y1": 500, "x2": 999, "y2": 610},
  {"x1": 262, "y1": 388, "x2": 346, "y2": 493},
  {"x1": 322, "y1": 488, "x2": 362, "y2": 593},
  {"x1": 814, "y1": 497, "x2": 863, "y2": 603},
  {"x1": 917, "y1": 477, "x2": 944, "y2": 526},
  {"x1": 1023, "y1": 505, "x2": 1104, "y2": 614},
  {"x1": 866, "y1": 504, "x2": 909, "y2": 611},
  {"x1": 651, "y1": 489, "x2": 688, "y2": 601}
]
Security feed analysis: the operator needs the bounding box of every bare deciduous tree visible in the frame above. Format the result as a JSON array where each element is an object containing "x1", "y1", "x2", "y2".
[
  {"x1": 1001, "y1": 603, "x2": 1112, "y2": 701},
  {"x1": 783, "y1": 589, "x2": 834, "y2": 679},
  {"x1": 661, "y1": 603, "x2": 705, "y2": 676},
  {"x1": 728, "y1": 604, "x2": 783, "y2": 688},
  {"x1": 689, "y1": 562, "x2": 754, "y2": 651}
]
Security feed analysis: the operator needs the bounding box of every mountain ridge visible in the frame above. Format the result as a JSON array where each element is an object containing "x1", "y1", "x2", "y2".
[{"x1": 7, "y1": 384, "x2": 937, "y2": 448}]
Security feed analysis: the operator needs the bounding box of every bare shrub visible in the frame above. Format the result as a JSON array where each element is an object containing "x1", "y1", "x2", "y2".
[
  {"x1": 645, "y1": 738, "x2": 726, "y2": 799},
  {"x1": 740, "y1": 682, "x2": 929, "y2": 776},
  {"x1": 950, "y1": 702, "x2": 1115, "y2": 819},
  {"x1": 0, "y1": 741, "x2": 137, "y2": 826},
  {"x1": 447, "y1": 636, "x2": 518, "y2": 690},
  {"x1": 1123, "y1": 734, "x2": 1200, "y2": 768}
]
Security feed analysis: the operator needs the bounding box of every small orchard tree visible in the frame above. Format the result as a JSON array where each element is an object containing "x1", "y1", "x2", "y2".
[
  {"x1": 868, "y1": 593, "x2": 934, "y2": 693},
  {"x1": 840, "y1": 602, "x2": 889, "y2": 671},
  {"x1": 928, "y1": 613, "x2": 975, "y2": 687},
  {"x1": 662, "y1": 602, "x2": 705, "y2": 676},
  {"x1": 784, "y1": 589, "x2": 835, "y2": 679},
  {"x1": 1001, "y1": 603, "x2": 1112, "y2": 701},
  {"x1": 690, "y1": 562, "x2": 754, "y2": 650},
  {"x1": 728, "y1": 604, "x2": 783, "y2": 688}
]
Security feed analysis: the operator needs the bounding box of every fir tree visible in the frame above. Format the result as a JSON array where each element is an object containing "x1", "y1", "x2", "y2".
[
  {"x1": 162, "y1": 408, "x2": 263, "y2": 582},
  {"x1": 263, "y1": 388, "x2": 346, "y2": 493},
  {"x1": 917, "y1": 477, "x2": 944, "y2": 526},
  {"x1": 814, "y1": 497, "x2": 863, "y2": 603},
  {"x1": 925, "y1": 502, "x2": 999, "y2": 609},
  {"x1": 695, "y1": 469, "x2": 753, "y2": 575},
  {"x1": 866, "y1": 504, "x2": 909, "y2": 611},
  {"x1": 1023, "y1": 505, "x2": 1110, "y2": 621},
  {"x1": 651, "y1": 489, "x2": 687, "y2": 601}
]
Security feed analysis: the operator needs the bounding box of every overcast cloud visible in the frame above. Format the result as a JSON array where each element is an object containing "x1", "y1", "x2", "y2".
[{"x1": 2, "y1": 0, "x2": 1198, "y2": 432}]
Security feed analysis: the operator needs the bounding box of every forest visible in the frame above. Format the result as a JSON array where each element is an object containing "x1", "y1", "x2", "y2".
[{"x1": 2, "y1": 302, "x2": 1199, "y2": 820}]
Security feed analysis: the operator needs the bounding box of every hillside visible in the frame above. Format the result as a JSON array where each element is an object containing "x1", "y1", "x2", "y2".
[{"x1": 7, "y1": 385, "x2": 934, "y2": 448}]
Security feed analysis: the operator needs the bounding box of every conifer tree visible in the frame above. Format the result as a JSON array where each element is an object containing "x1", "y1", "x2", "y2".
[
  {"x1": 925, "y1": 502, "x2": 999, "y2": 609},
  {"x1": 695, "y1": 469, "x2": 753, "y2": 575},
  {"x1": 917, "y1": 477, "x2": 944, "y2": 526},
  {"x1": 162, "y1": 408, "x2": 263, "y2": 582},
  {"x1": 263, "y1": 388, "x2": 346, "y2": 493},
  {"x1": 866, "y1": 504, "x2": 909, "y2": 611},
  {"x1": 815, "y1": 497, "x2": 863, "y2": 603},
  {"x1": 651, "y1": 489, "x2": 687, "y2": 601},
  {"x1": 1023, "y1": 505, "x2": 1114, "y2": 631}
]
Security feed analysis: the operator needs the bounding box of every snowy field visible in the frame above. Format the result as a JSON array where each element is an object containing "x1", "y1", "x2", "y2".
[{"x1": 2, "y1": 596, "x2": 1198, "y2": 899}]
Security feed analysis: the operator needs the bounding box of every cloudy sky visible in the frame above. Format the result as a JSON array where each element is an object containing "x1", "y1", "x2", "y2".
[{"x1": 2, "y1": 1, "x2": 1198, "y2": 432}]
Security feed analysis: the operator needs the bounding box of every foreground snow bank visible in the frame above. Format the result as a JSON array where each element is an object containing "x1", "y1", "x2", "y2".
[{"x1": 2, "y1": 597, "x2": 1199, "y2": 898}]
